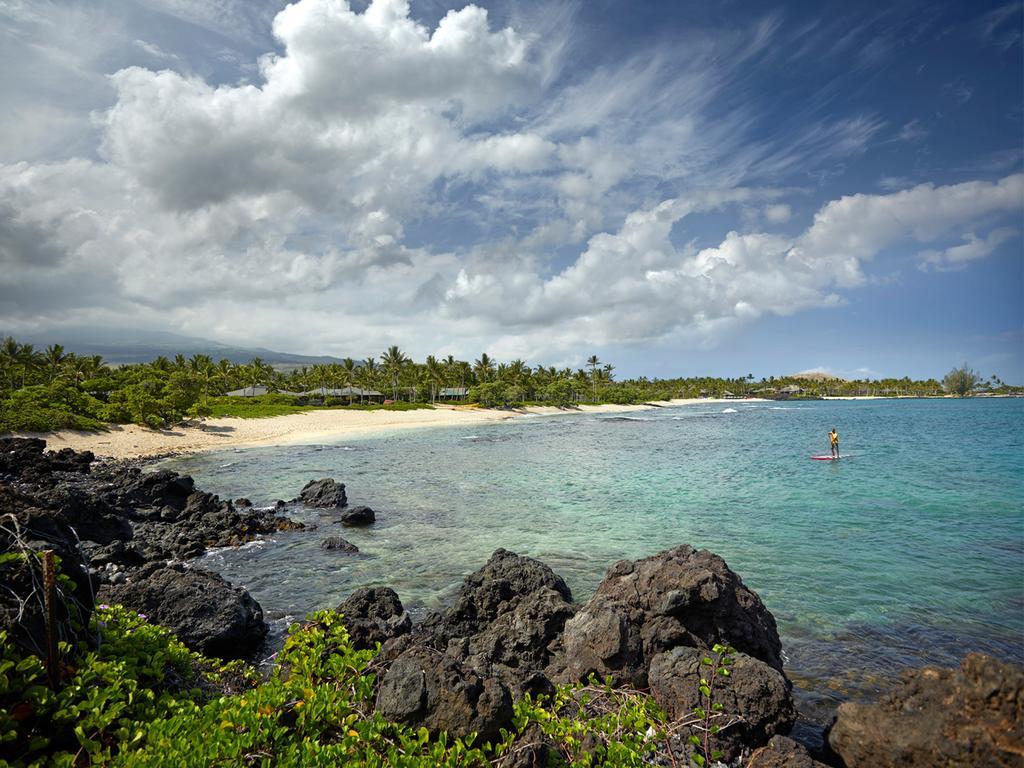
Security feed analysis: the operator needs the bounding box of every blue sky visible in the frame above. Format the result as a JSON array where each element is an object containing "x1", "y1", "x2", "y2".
[{"x1": 0, "y1": 0, "x2": 1021, "y2": 380}]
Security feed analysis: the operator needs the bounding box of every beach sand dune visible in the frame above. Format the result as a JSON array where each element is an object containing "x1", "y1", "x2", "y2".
[{"x1": 15, "y1": 399, "x2": 757, "y2": 460}]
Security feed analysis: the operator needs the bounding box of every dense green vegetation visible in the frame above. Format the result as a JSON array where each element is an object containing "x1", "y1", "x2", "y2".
[
  {"x1": 1, "y1": 606, "x2": 682, "y2": 767},
  {"x1": 0, "y1": 336, "x2": 1018, "y2": 433}
]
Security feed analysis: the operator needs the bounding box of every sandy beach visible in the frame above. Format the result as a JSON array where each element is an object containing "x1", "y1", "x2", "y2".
[{"x1": 18, "y1": 398, "x2": 759, "y2": 460}]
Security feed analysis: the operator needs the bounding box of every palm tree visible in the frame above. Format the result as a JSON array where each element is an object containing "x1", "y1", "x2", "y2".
[
  {"x1": 474, "y1": 353, "x2": 495, "y2": 383},
  {"x1": 360, "y1": 357, "x2": 379, "y2": 397},
  {"x1": 587, "y1": 355, "x2": 601, "y2": 402},
  {"x1": 189, "y1": 354, "x2": 214, "y2": 402},
  {"x1": 215, "y1": 359, "x2": 233, "y2": 394},
  {"x1": 425, "y1": 355, "x2": 445, "y2": 403},
  {"x1": 245, "y1": 357, "x2": 272, "y2": 396},
  {"x1": 1, "y1": 336, "x2": 20, "y2": 390},
  {"x1": 43, "y1": 344, "x2": 67, "y2": 384},
  {"x1": 16, "y1": 343, "x2": 41, "y2": 388},
  {"x1": 381, "y1": 346, "x2": 409, "y2": 401}
]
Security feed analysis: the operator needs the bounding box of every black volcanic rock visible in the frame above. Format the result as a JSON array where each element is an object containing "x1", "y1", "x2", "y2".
[
  {"x1": 550, "y1": 545, "x2": 784, "y2": 688},
  {"x1": 376, "y1": 645, "x2": 513, "y2": 743},
  {"x1": 415, "y1": 548, "x2": 575, "y2": 696},
  {"x1": 320, "y1": 536, "x2": 359, "y2": 553},
  {"x1": 0, "y1": 438, "x2": 299, "y2": 658},
  {"x1": 748, "y1": 736, "x2": 830, "y2": 768},
  {"x1": 339, "y1": 506, "x2": 375, "y2": 526},
  {"x1": 336, "y1": 586, "x2": 411, "y2": 650},
  {"x1": 295, "y1": 478, "x2": 347, "y2": 509},
  {"x1": 649, "y1": 646, "x2": 797, "y2": 761},
  {"x1": 98, "y1": 563, "x2": 267, "y2": 659}
]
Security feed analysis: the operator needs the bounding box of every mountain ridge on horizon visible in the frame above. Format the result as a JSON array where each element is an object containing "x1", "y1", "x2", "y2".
[{"x1": 4, "y1": 327, "x2": 348, "y2": 369}]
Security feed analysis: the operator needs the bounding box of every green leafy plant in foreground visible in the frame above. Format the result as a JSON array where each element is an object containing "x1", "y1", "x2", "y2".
[
  {"x1": 498, "y1": 678, "x2": 668, "y2": 767},
  {"x1": 3, "y1": 600, "x2": 729, "y2": 768},
  {"x1": 688, "y1": 643, "x2": 736, "y2": 767},
  {"x1": 0, "y1": 605, "x2": 249, "y2": 767}
]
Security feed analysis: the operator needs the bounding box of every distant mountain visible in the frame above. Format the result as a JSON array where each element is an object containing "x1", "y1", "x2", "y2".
[{"x1": 5, "y1": 327, "x2": 348, "y2": 369}]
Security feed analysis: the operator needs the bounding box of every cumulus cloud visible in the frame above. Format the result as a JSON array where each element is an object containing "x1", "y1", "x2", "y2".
[
  {"x1": 436, "y1": 174, "x2": 1024, "y2": 355},
  {"x1": 1, "y1": 0, "x2": 1021, "y2": 365}
]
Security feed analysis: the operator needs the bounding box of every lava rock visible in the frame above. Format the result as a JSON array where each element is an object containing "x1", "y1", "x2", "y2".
[
  {"x1": 649, "y1": 646, "x2": 796, "y2": 760},
  {"x1": 296, "y1": 478, "x2": 347, "y2": 509},
  {"x1": 416, "y1": 548, "x2": 575, "y2": 695},
  {"x1": 98, "y1": 563, "x2": 267, "y2": 659},
  {"x1": 233, "y1": 498, "x2": 252, "y2": 507},
  {"x1": 376, "y1": 645, "x2": 513, "y2": 744},
  {"x1": 339, "y1": 506, "x2": 375, "y2": 526},
  {"x1": 828, "y1": 652, "x2": 1024, "y2": 767},
  {"x1": 550, "y1": 545, "x2": 784, "y2": 688},
  {"x1": 748, "y1": 736, "x2": 830, "y2": 768},
  {"x1": 492, "y1": 723, "x2": 552, "y2": 768},
  {"x1": 320, "y1": 536, "x2": 359, "y2": 553},
  {"x1": 336, "y1": 586, "x2": 411, "y2": 650}
]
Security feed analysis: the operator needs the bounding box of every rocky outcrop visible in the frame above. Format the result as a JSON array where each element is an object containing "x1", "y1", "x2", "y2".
[
  {"x1": 828, "y1": 652, "x2": 1024, "y2": 767},
  {"x1": 320, "y1": 536, "x2": 359, "y2": 552},
  {"x1": 98, "y1": 563, "x2": 267, "y2": 659},
  {"x1": 550, "y1": 545, "x2": 783, "y2": 688},
  {"x1": 0, "y1": 438, "x2": 300, "y2": 660},
  {"x1": 0, "y1": 438, "x2": 301, "y2": 569},
  {"x1": 339, "y1": 506, "x2": 375, "y2": 526},
  {"x1": 337, "y1": 587, "x2": 411, "y2": 650},
  {"x1": 416, "y1": 548, "x2": 575, "y2": 696},
  {"x1": 376, "y1": 645, "x2": 513, "y2": 743},
  {"x1": 649, "y1": 646, "x2": 796, "y2": 761},
  {"x1": 295, "y1": 478, "x2": 347, "y2": 509}
]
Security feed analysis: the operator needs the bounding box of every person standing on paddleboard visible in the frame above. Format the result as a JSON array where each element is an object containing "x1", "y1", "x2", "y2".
[{"x1": 829, "y1": 428, "x2": 840, "y2": 459}]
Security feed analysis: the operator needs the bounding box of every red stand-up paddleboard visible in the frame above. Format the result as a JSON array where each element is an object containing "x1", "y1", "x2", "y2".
[{"x1": 811, "y1": 455, "x2": 839, "y2": 461}]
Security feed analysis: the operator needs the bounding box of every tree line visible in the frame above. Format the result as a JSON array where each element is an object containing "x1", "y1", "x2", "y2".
[{"x1": 0, "y1": 337, "x2": 1017, "y2": 432}]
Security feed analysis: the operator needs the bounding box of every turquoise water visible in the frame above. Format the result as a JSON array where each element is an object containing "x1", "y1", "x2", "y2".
[{"x1": 163, "y1": 398, "x2": 1024, "y2": 720}]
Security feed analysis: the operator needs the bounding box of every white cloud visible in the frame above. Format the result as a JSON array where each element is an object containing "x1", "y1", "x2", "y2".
[
  {"x1": 917, "y1": 227, "x2": 1019, "y2": 271},
  {"x1": 436, "y1": 174, "x2": 1024, "y2": 356},
  {"x1": 763, "y1": 203, "x2": 792, "y2": 223},
  {"x1": 1, "y1": 0, "x2": 1021, "y2": 367}
]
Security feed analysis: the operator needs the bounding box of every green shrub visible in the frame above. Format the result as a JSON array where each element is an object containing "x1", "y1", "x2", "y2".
[
  {"x1": 1, "y1": 605, "x2": 707, "y2": 767},
  {"x1": 0, "y1": 605, "x2": 247, "y2": 766},
  {"x1": 0, "y1": 383, "x2": 106, "y2": 432}
]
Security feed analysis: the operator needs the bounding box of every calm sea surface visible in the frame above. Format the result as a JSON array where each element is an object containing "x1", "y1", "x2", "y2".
[{"x1": 161, "y1": 398, "x2": 1024, "y2": 721}]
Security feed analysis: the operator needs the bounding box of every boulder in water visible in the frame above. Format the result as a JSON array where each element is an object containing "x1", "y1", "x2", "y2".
[
  {"x1": 296, "y1": 478, "x2": 347, "y2": 509},
  {"x1": 339, "y1": 506, "x2": 375, "y2": 526},
  {"x1": 828, "y1": 652, "x2": 1024, "y2": 767},
  {"x1": 320, "y1": 536, "x2": 359, "y2": 553}
]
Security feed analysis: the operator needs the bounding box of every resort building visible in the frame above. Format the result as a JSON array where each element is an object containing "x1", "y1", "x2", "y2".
[{"x1": 437, "y1": 387, "x2": 469, "y2": 401}]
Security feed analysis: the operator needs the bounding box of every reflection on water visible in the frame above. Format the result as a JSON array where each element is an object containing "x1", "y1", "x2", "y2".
[{"x1": 163, "y1": 398, "x2": 1024, "y2": 720}]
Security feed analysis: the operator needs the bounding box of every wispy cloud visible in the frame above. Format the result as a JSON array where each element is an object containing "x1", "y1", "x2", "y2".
[{"x1": 978, "y1": 2, "x2": 1023, "y2": 52}]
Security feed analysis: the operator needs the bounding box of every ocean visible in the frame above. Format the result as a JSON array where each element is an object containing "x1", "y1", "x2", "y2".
[{"x1": 161, "y1": 398, "x2": 1024, "y2": 722}]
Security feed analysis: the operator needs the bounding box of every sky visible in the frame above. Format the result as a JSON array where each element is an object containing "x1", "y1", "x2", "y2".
[{"x1": 0, "y1": 0, "x2": 1022, "y2": 381}]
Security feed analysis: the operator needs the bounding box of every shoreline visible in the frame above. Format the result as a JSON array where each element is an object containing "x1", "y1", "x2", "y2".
[{"x1": 12, "y1": 398, "x2": 763, "y2": 460}]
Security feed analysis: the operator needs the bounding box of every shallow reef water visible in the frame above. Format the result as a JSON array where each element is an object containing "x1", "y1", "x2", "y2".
[{"x1": 163, "y1": 398, "x2": 1024, "y2": 722}]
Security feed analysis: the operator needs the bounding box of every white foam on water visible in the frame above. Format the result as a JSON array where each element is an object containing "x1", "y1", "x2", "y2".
[{"x1": 722, "y1": 408, "x2": 738, "y2": 413}]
